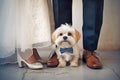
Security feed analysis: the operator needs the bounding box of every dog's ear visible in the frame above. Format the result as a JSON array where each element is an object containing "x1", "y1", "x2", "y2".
[
  {"x1": 52, "y1": 31, "x2": 56, "y2": 42},
  {"x1": 75, "y1": 29, "x2": 81, "y2": 42}
]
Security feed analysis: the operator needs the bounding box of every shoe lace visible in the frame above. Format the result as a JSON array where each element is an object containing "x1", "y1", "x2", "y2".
[{"x1": 84, "y1": 51, "x2": 99, "y2": 59}]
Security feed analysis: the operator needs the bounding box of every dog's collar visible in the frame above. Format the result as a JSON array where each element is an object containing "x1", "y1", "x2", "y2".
[{"x1": 60, "y1": 47, "x2": 73, "y2": 54}]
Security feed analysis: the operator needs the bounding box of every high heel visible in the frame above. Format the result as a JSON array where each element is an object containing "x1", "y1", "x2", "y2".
[{"x1": 17, "y1": 53, "x2": 43, "y2": 69}]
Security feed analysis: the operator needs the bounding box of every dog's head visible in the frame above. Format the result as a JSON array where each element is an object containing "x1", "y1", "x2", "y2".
[{"x1": 52, "y1": 24, "x2": 80, "y2": 48}]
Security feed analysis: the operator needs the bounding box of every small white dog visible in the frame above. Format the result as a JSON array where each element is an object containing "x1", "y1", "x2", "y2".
[{"x1": 52, "y1": 24, "x2": 81, "y2": 68}]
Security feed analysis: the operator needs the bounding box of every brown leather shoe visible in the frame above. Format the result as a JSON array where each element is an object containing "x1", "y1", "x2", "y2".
[
  {"x1": 83, "y1": 50, "x2": 102, "y2": 69},
  {"x1": 47, "y1": 52, "x2": 59, "y2": 67}
]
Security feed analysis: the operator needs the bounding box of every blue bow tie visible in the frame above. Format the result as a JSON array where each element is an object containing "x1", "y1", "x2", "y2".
[{"x1": 60, "y1": 47, "x2": 73, "y2": 54}]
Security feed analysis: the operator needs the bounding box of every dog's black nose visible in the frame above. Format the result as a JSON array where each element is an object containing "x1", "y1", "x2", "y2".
[{"x1": 63, "y1": 36, "x2": 67, "y2": 40}]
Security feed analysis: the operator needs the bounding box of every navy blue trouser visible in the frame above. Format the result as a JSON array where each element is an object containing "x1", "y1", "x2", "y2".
[{"x1": 53, "y1": 0, "x2": 104, "y2": 51}]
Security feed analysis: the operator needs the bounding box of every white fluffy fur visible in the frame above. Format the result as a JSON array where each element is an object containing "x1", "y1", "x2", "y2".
[{"x1": 52, "y1": 24, "x2": 81, "y2": 68}]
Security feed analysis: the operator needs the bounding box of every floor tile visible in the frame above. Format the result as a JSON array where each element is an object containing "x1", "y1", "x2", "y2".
[{"x1": 0, "y1": 51, "x2": 120, "y2": 80}]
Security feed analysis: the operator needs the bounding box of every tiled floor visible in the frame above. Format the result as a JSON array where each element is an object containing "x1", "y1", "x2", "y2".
[{"x1": 0, "y1": 51, "x2": 120, "y2": 80}]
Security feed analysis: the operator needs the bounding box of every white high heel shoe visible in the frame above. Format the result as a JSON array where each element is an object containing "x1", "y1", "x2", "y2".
[{"x1": 17, "y1": 53, "x2": 43, "y2": 69}]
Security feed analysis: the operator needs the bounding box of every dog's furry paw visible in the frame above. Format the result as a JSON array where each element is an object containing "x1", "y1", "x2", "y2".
[
  {"x1": 58, "y1": 63, "x2": 66, "y2": 68},
  {"x1": 70, "y1": 62, "x2": 79, "y2": 67}
]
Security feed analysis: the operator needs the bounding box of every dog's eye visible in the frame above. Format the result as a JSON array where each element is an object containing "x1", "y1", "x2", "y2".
[
  {"x1": 68, "y1": 32, "x2": 72, "y2": 36},
  {"x1": 59, "y1": 33, "x2": 63, "y2": 36}
]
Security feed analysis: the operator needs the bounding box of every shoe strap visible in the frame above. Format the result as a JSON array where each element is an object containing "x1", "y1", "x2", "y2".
[{"x1": 48, "y1": 50, "x2": 56, "y2": 60}]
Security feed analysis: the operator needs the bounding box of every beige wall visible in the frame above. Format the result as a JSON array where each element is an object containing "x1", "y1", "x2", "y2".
[{"x1": 72, "y1": 0, "x2": 120, "y2": 50}]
